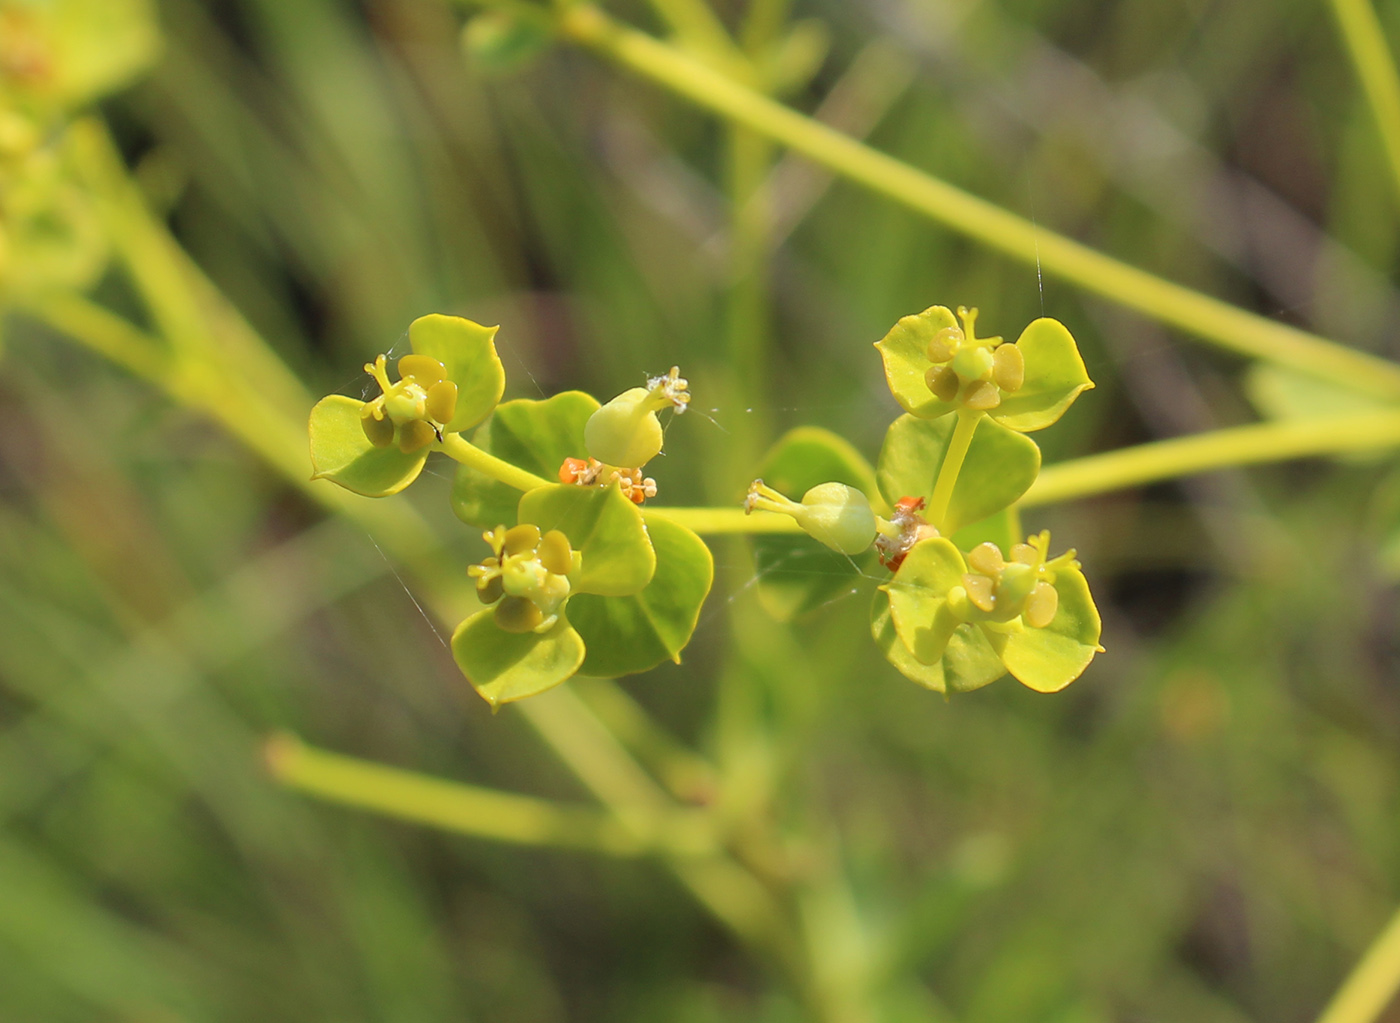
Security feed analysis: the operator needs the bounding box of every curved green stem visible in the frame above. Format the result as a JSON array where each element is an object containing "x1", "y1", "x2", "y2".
[
  {"x1": 1023, "y1": 410, "x2": 1400, "y2": 507},
  {"x1": 1329, "y1": 0, "x2": 1400, "y2": 205},
  {"x1": 1314, "y1": 903, "x2": 1400, "y2": 1023},
  {"x1": 557, "y1": 4, "x2": 1400, "y2": 400},
  {"x1": 926, "y1": 408, "x2": 981, "y2": 531},
  {"x1": 437, "y1": 432, "x2": 550, "y2": 491},
  {"x1": 266, "y1": 732, "x2": 664, "y2": 856}
]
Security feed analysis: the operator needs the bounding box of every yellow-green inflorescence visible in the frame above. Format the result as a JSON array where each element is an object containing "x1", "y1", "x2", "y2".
[
  {"x1": 948, "y1": 532, "x2": 1068, "y2": 631},
  {"x1": 923, "y1": 306, "x2": 1024, "y2": 411},
  {"x1": 361, "y1": 353, "x2": 460, "y2": 453},
  {"x1": 469, "y1": 523, "x2": 581, "y2": 634},
  {"x1": 584, "y1": 366, "x2": 690, "y2": 469}
]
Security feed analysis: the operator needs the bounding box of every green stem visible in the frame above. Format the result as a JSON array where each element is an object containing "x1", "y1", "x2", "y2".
[
  {"x1": 266, "y1": 733, "x2": 660, "y2": 856},
  {"x1": 1330, "y1": 0, "x2": 1400, "y2": 205},
  {"x1": 437, "y1": 432, "x2": 550, "y2": 491},
  {"x1": 1023, "y1": 410, "x2": 1400, "y2": 507},
  {"x1": 926, "y1": 408, "x2": 981, "y2": 531},
  {"x1": 646, "y1": 507, "x2": 802, "y2": 534},
  {"x1": 557, "y1": 4, "x2": 1400, "y2": 400},
  {"x1": 1315, "y1": 903, "x2": 1400, "y2": 1023}
]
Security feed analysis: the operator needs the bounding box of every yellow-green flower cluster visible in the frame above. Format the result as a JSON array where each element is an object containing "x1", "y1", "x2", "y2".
[
  {"x1": 923, "y1": 306, "x2": 1024, "y2": 410},
  {"x1": 360, "y1": 354, "x2": 460, "y2": 453},
  {"x1": 469, "y1": 523, "x2": 581, "y2": 634}
]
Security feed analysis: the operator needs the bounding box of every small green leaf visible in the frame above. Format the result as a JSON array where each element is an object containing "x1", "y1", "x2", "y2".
[
  {"x1": 882, "y1": 538, "x2": 966, "y2": 664},
  {"x1": 309, "y1": 395, "x2": 427, "y2": 497},
  {"x1": 518, "y1": 484, "x2": 656, "y2": 597},
  {"x1": 871, "y1": 591, "x2": 1006, "y2": 694},
  {"x1": 408, "y1": 314, "x2": 506, "y2": 433},
  {"x1": 985, "y1": 565, "x2": 1102, "y2": 693},
  {"x1": 877, "y1": 414, "x2": 1040, "y2": 534},
  {"x1": 991, "y1": 318, "x2": 1093, "y2": 432},
  {"x1": 451, "y1": 608, "x2": 585, "y2": 707},
  {"x1": 452, "y1": 391, "x2": 599, "y2": 528},
  {"x1": 874, "y1": 305, "x2": 961, "y2": 419},
  {"x1": 569, "y1": 516, "x2": 714, "y2": 677},
  {"x1": 749, "y1": 426, "x2": 881, "y2": 620}
]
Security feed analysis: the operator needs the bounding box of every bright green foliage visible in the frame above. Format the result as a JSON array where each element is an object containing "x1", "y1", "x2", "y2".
[
  {"x1": 517, "y1": 483, "x2": 656, "y2": 597},
  {"x1": 309, "y1": 395, "x2": 429, "y2": 497},
  {"x1": 748, "y1": 427, "x2": 880, "y2": 621},
  {"x1": 405, "y1": 315, "x2": 505, "y2": 434},
  {"x1": 451, "y1": 609, "x2": 586, "y2": 707},
  {"x1": 877, "y1": 534, "x2": 1102, "y2": 693},
  {"x1": 875, "y1": 306, "x2": 1092, "y2": 431},
  {"x1": 569, "y1": 515, "x2": 713, "y2": 677},
  {"x1": 1247, "y1": 362, "x2": 1395, "y2": 422},
  {"x1": 453, "y1": 391, "x2": 601, "y2": 528},
  {"x1": 877, "y1": 413, "x2": 1040, "y2": 534},
  {"x1": 309, "y1": 314, "x2": 503, "y2": 496}
]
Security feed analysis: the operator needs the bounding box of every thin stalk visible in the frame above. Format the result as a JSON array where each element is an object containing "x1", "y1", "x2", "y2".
[
  {"x1": 437, "y1": 432, "x2": 550, "y2": 491},
  {"x1": 926, "y1": 409, "x2": 981, "y2": 530},
  {"x1": 266, "y1": 733, "x2": 661, "y2": 856},
  {"x1": 1023, "y1": 410, "x2": 1400, "y2": 507},
  {"x1": 1314, "y1": 903, "x2": 1400, "y2": 1023},
  {"x1": 1330, "y1": 0, "x2": 1400, "y2": 204},
  {"x1": 557, "y1": 4, "x2": 1400, "y2": 400}
]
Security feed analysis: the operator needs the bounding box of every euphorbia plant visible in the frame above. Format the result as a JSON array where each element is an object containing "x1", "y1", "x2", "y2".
[{"x1": 309, "y1": 303, "x2": 1103, "y2": 705}]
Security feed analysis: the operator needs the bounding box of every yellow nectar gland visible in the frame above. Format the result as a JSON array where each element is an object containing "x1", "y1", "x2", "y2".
[
  {"x1": 468, "y1": 524, "x2": 581, "y2": 634},
  {"x1": 360, "y1": 353, "x2": 460, "y2": 454},
  {"x1": 923, "y1": 306, "x2": 1025, "y2": 411},
  {"x1": 949, "y1": 532, "x2": 1071, "y2": 629}
]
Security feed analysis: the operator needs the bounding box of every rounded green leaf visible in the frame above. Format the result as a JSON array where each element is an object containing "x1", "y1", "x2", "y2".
[
  {"x1": 874, "y1": 305, "x2": 961, "y2": 419},
  {"x1": 990, "y1": 318, "x2": 1093, "y2": 432},
  {"x1": 452, "y1": 391, "x2": 600, "y2": 528},
  {"x1": 881, "y1": 537, "x2": 966, "y2": 664},
  {"x1": 749, "y1": 426, "x2": 881, "y2": 620},
  {"x1": 951, "y1": 506, "x2": 1021, "y2": 554},
  {"x1": 517, "y1": 484, "x2": 656, "y2": 597},
  {"x1": 877, "y1": 414, "x2": 1040, "y2": 535},
  {"x1": 871, "y1": 591, "x2": 1006, "y2": 694},
  {"x1": 408, "y1": 313, "x2": 506, "y2": 433},
  {"x1": 309, "y1": 395, "x2": 427, "y2": 497},
  {"x1": 984, "y1": 565, "x2": 1102, "y2": 693},
  {"x1": 451, "y1": 608, "x2": 585, "y2": 707},
  {"x1": 569, "y1": 516, "x2": 714, "y2": 677}
]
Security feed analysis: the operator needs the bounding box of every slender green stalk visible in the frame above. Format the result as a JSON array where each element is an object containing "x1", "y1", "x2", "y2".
[
  {"x1": 437, "y1": 432, "x2": 550, "y2": 491},
  {"x1": 265, "y1": 732, "x2": 659, "y2": 855},
  {"x1": 1330, "y1": 0, "x2": 1400, "y2": 204},
  {"x1": 1023, "y1": 410, "x2": 1400, "y2": 507},
  {"x1": 926, "y1": 409, "x2": 981, "y2": 530},
  {"x1": 557, "y1": 4, "x2": 1400, "y2": 400},
  {"x1": 648, "y1": 507, "x2": 801, "y2": 533},
  {"x1": 1315, "y1": 903, "x2": 1400, "y2": 1023}
]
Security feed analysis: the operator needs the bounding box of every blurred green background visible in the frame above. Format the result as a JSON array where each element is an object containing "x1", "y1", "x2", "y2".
[{"x1": 5, "y1": 0, "x2": 1400, "y2": 1019}]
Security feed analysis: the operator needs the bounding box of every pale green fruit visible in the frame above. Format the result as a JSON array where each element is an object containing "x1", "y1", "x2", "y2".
[
  {"x1": 584, "y1": 387, "x2": 665, "y2": 468},
  {"x1": 794, "y1": 482, "x2": 877, "y2": 555}
]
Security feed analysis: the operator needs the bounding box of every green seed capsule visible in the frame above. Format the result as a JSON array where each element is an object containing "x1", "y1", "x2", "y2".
[
  {"x1": 952, "y1": 344, "x2": 994, "y2": 382},
  {"x1": 1024, "y1": 581, "x2": 1059, "y2": 628},
  {"x1": 992, "y1": 343, "x2": 1025, "y2": 392},
  {"x1": 925, "y1": 364, "x2": 960, "y2": 402},
  {"x1": 502, "y1": 555, "x2": 548, "y2": 597},
  {"x1": 795, "y1": 482, "x2": 877, "y2": 555},
  {"x1": 385, "y1": 387, "x2": 427, "y2": 424},
  {"x1": 585, "y1": 387, "x2": 665, "y2": 469},
  {"x1": 495, "y1": 595, "x2": 544, "y2": 633},
  {"x1": 361, "y1": 409, "x2": 395, "y2": 448},
  {"x1": 998, "y1": 561, "x2": 1036, "y2": 606}
]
